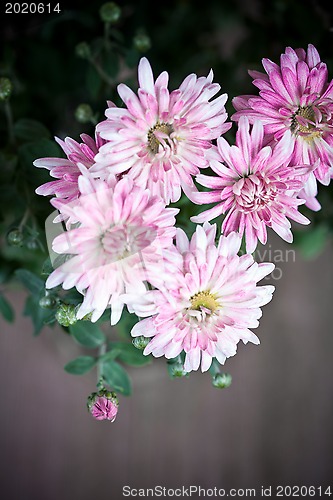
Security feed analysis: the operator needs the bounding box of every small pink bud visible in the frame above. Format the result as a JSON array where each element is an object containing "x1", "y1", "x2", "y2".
[{"x1": 87, "y1": 390, "x2": 119, "y2": 422}]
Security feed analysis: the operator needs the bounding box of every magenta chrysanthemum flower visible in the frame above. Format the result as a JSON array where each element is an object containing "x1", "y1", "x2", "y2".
[
  {"x1": 92, "y1": 57, "x2": 231, "y2": 204},
  {"x1": 46, "y1": 174, "x2": 178, "y2": 325},
  {"x1": 34, "y1": 134, "x2": 105, "y2": 204},
  {"x1": 128, "y1": 223, "x2": 274, "y2": 372},
  {"x1": 191, "y1": 117, "x2": 311, "y2": 253},
  {"x1": 232, "y1": 44, "x2": 333, "y2": 211}
]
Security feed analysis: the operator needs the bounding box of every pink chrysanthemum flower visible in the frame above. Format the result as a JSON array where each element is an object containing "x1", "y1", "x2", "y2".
[
  {"x1": 92, "y1": 57, "x2": 231, "y2": 204},
  {"x1": 34, "y1": 134, "x2": 105, "y2": 203},
  {"x1": 232, "y1": 44, "x2": 333, "y2": 211},
  {"x1": 191, "y1": 117, "x2": 311, "y2": 253},
  {"x1": 127, "y1": 223, "x2": 274, "y2": 372},
  {"x1": 46, "y1": 174, "x2": 178, "y2": 325}
]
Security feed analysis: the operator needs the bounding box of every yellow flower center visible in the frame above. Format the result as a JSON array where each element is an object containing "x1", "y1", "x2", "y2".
[
  {"x1": 290, "y1": 105, "x2": 321, "y2": 140},
  {"x1": 147, "y1": 122, "x2": 174, "y2": 154},
  {"x1": 190, "y1": 291, "x2": 219, "y2": 313}
]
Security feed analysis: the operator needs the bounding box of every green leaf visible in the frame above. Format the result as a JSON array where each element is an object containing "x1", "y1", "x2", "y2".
[
  {"x1": 86, "y1": 64, "x2": 101, "y2": 99},
  {"x1": 125, "y1": 47, "x2": 140, "y2": 69},
  {"x1": 70, "y1": 321, "x2": 106, "y2": 348},
  {"x1": 115, "y1": 309, "x2": 138, "y2": 339},
  {"x1": 103, "y1": 342, "x2": 151, "y2": 366},
  {"x1": 18, "y1": 139, "x2": 63, "y2": 188},
  {"x1": 15, "y1": 269, "x2": 44, "y2": 296},
  {"x1": 14, "y1": 118, "x2": 51, "y2": 142},
  {"x1": 61, "y1": 288, "x2": 83, "y2": 306},
  {"x1": 23, "y1": 295, "x2": 54, "y2": 335},
  {"x1": 103, "y1": 51, "x2": 120, "y2": 79},
  {"x1": 41, "y1": 257, "x2": 54, "y2": 277},
  {"x1": 64, "y1": 356, "x2": 96, "y2": 375},
  {"x1": 0, "y1": 294, "x2": 14, "y2": 322},
  {"x1": 294, "y1": 225, "x2": 329, "y2": 259},
  {"x1": 101, "y1": 359, "x2": 132, "y2": 396}
]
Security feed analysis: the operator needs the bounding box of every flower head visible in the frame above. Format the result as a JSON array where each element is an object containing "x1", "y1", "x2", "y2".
[
  {"x1": 34, "y1": 133, "x2": 105, "y2": 204},
  {"x1": 232, "y1": 44, "x2": 333, "y2": 210},
  {"x1": 88, "y1": 391, "x2": 119, "y2": 422},
  {"x1": 192, "y1": 117, "x2": 311, "y2": 253},
  {"x1": 92, "y1": 57, "x2": 231, "y2": 204},
  {"x1": 128, "y1": 223, "x2": 275, "y2": 373},
  {"x1": 46, "y1": 174, "x2": 178, "y2": 325}
]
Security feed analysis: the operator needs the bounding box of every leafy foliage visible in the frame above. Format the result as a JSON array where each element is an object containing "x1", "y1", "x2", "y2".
[
  {"x1": 64, "y1": 356, "x2": 97, "y2": 375},
  {"x1": 70, "y1": 322, "x2": 106, "y2": 348},
  {"x1": 101, "y1": 341, "x2": 152, "y2": 366},
  {"x1": 101, "y1": 359, "x2": 132, "y2": 396},
  {"x1": 0, "y1": 294, "x2": 14, "y2": 322}
]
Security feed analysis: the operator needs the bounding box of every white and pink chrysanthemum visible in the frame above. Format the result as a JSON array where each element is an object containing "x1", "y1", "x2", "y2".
[
  {"x1": 91, "y1": 57, "x2": 231, "y2": 204},
  {"x1": 191, "y1": 117, "x2": 311, "y2": 253},
  {"x1": 127, "y1": 223, "x2": 274, "y2": 373},
  {"x1": 232, "y1": 44, "x2": 333, "y2": 211},
  {"x1": 34, "y1": 133, "x2": 105, "y2": 204},
  {"x1": 46, "y1": 174, "x2": 178, "y2": 325}
]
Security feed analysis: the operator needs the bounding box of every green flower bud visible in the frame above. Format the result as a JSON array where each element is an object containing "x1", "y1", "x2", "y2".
[
  {"x1": 55, "y1": 303, "x2": 78, "y2": 327},
  {"x1": 168, "y1": 361, "x2": 187, "y2": 378},
  {"x1": 133, "y1": 33, "x2": 151, "y2": 53},
  {"x1": 99, "y1": 2, "x2": 121, "y2": 24},
  {"x1": 132, "y1": 335, "x2": 150, "y2": 350},
  {"x1": 39, "y1": 295, "x2": 57, "y2": 309},
  {"x1": 26, "y1": 239, "x2": 38, "y2": 251},
  {"x1": 75, "y1": 104, "x2": 94, "y2": 124},
  {"x1": 0, "y1": 77, "x2": 12, "y2": 101},
  {"x1": 6, "y1": 228, "x2": 23, "y2": 246},
  {"x1": 83, "y1": 313, "x2": 93, "y2": 322},
  {"x1": 212, "y1": 372, "x2": 232, "y2": 389},
  {"x1": 75, "y1": 42, "x2": 91, "y2": 60}
]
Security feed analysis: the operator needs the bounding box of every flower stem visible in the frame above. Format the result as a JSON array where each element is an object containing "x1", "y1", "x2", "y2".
[
  {"x1": 209, "y1": 359, "x2": 221, "y2": 377},
  {"x1": 18, "y1": 207, "x2": 30, "y2": 231},
  {"x1": 97, "y1": 342, "x2": 107, "y2": 385},
  {"x1": 4, "y1": 100, "x2": 15, "y2": 146},
  {"x1": 89, "y1": 57, "x2": 115, "y2": 87}
]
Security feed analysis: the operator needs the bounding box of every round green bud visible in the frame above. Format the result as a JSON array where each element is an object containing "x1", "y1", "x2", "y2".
[
  {"x1": 212, "y1": 372, "x2": 232, "y2": 389},
  {"x1": 75, "y1": 104, "x2": 94, "y2": 124},
  {"x1": 55, "y1": 303, "x2": 77, "y2": 327},
  {"x1": 169, "y1": 362, "x2": 187, "y2": 378},
  {"x1": 132, "y1": 335, "x2": 150, "y2": 350},
  {"x1": 133, "y1": 33, "x2": 151, "y2": 53},
  {"x1": 87, "y1": 391, "x2": 98, "y2": 410},
  {"x1": 99, "y1": 2, "x2": 121, "y2": 24},
  {"x1": 82, "y1": 312, "x2": 93, "y2": 321},
  {"x1": 96, "y1": 388, "x2": 118, "y2": 403},
  {"x1": 26, "y1": 239, "x2": 39, "y2": 251},
  {"x1": 39, "y1": 295, "x2": 57, "y2": 309},
  {"x1": 103, "y1": 390, "x2": 113, "y2": 399},
  {"x1": 0, "y1": 77, "x2": 12, "y2": 101},
  {"x1": 6, "y1": 228, "x2": 23, "y2": 246},
  {"x1": 75, "y1": 42, "x2": 91, "y2": 60}
]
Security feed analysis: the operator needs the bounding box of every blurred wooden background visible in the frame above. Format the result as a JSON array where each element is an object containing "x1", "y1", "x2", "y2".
[{"x1": 1, "y1": 233, "x2": 333, "y2": 500}]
